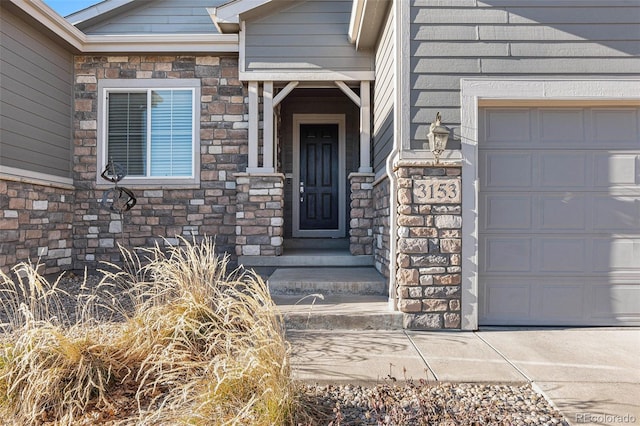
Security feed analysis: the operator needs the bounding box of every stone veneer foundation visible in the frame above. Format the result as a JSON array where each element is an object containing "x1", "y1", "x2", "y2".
[
  {"x1": 373, "y1": 176, "x2": 391, "y2": 278},
  {"x1": 72, "y1": 55, "x2": 246, "y2": 268},
  {"x1": 394, "y1": 164, "x2": 462, "y2": 329},
  {"x1": 0, "y1": 179, "x2": 75, "y2": 275},
  {"x1": 235, "y1": 173, "x2": 284, "y2": 256},
  {"x1": 349, "y1": 173, "x2": 375, "y2": 256}
]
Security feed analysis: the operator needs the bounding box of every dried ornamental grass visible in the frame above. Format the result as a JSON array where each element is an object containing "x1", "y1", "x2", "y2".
[
  {"x1": 0, "y1": 264, "x2": 121, "y2": 424},
  {"x1": 0, "y1": 237, "x2": 300, "y2": 425}
]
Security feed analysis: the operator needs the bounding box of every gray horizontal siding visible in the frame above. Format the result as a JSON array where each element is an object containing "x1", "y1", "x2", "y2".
[
  {"x1": 245, "y1": 0, "x2": 373, "y2": 72},
  {"x1": 0, "y1": 5, "x2": 73, "y2": 178},
  {"x1": 410, "y1": 2, "x2": 640, "y2": 149},
  {"x1": 79, "y1": 0, "x2": 224, "y2": 34},
  {"x1": 373, "y1": 6, "x2": 394, "y2": 173}
]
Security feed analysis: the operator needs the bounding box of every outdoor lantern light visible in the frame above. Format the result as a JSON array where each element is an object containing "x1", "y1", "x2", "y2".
[{"x1": 427, "y1": 112, "x2": 450, "y2": 164}]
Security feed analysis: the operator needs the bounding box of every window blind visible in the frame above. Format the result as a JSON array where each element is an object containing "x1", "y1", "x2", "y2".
[
  {"x1": 107, "y1": 93, "x2": 147, "y2": 176},
  {"x1": 150, "y1": 90, "x2": 193, "y2": 177}
]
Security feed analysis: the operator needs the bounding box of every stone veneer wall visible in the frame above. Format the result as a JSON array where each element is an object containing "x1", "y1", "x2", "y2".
[
  {"x1": 72, "y1": 55, "x2": 246, "y2": 268},
  {"x1": 373, "y1": 176, "x2": 390, "y2": 278},
  {"x1": 0, "y1": 179, "x2": 74, "y2": 275},
  {"x1": 235, "y1": 173, "x2": 284, "y2": 256},
  {"x1": 349, "y1": 173, "x2": 375, "y2": 255},
  {"x1": 395, "y1": 165, "x2": 462, "y2": 329}
]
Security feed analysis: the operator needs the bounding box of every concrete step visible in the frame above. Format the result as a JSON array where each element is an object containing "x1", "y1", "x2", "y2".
[
  {"x1": 283, "y1": 238, "x2": 349, "y2": 250},
  {"x1": 267, "y1": 267, "x2": 386, "y2": 295},
  {"x1": 273, "y1": 294, "x2": 403, "y2": 330},
  {"x1": 267, "y1": 267, "x2": 401, "y2": 330},
  {"x1": 239, "y1": 250, "x2": 373, "y2": 268}
]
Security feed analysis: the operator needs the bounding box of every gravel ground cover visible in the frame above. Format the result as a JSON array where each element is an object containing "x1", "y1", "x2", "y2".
[
  {"x1": 1, "y1": 271, "x2": 569, "y2": 425},
  {"x1": 301, "y1": 382, "x2": 568, "y2": 425}
]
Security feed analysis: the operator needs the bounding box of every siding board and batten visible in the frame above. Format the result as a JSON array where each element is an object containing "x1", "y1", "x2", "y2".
[
  {"x1": 0, "y1": 5, "x2": 73, "y2": 179},
  {"x1": 410, "y1": 1, "x2": 640, "y2": 147},
  {"x1": 244, "y1": 0, "x2": 373, "y2": 73}
]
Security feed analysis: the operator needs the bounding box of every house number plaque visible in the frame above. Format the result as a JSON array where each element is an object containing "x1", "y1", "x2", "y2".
[{"x1": 413, "y1": 177, "x2": 461, "y2": 204}]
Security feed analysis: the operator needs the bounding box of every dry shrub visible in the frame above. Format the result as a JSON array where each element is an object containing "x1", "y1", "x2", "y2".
[
  {"x1": 0, "y1": 264, "x2": 120, "y2": 424},
  {"x1": 0, "y1": 237, "x2": 300, "y2": 425}
]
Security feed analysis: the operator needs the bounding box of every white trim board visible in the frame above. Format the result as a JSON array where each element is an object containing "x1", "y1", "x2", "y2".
[
  {"x1": 0, "y1": 166, "x2": 74, "y2": 189},
  {"x1": 292, "y1": 114, "x2": 346, "y2": 238},
  {"x1": 239, "y1": 71, "x2": 375, "y2": 82},
  {"x1": 459, "y1": 78, "x2": 640, "y2": 331}
]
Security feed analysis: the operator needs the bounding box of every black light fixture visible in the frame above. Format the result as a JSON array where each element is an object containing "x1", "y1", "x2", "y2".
[{"x1": 427, "y1": 112, "x2": 450, "y2": 164}]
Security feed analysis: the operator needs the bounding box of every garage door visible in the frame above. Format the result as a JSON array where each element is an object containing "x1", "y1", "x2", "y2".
[{"x1": 479, "y1": 106, "x2": 640, "y2": 326}]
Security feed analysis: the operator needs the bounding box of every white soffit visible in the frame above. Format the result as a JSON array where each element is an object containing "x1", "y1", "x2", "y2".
[
  {"x1": 349, "y1": 0, "x2": 391, "y2": 50},
  {"x1": 207, "y1": 0, "x2": 271, "y2": 33}
]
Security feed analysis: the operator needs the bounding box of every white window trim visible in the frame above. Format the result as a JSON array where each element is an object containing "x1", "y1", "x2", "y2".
[
  {"x1": 97, "y1": 79, "x2": 201, "y2": 187},
  {"x1": 460, "y1": 78, "x2": 640, "y2": 331}
]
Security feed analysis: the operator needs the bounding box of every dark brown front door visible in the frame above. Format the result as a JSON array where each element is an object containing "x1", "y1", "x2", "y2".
[{"x1": 299, "y1": 124, "x2": 339, "y2": 230}]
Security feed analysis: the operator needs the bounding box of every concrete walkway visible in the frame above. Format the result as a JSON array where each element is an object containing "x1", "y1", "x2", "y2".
[{"x1": 286, "y1": 327, "x2": 640, "y2": 426}]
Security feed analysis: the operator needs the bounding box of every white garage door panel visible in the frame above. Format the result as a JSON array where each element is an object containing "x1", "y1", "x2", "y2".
[
  {"x1": 592, "y1": 286, "x2": 640, "y2": 318},
  {"x1": 479, "y1": 106, "x2": 640, "y2": 326},
  {"x1": 484, "y1": 110, "x2": 532, "y2": 142},
  {"x1": 483, "y1": 237, "x2": 532, "y2": 272},
  {"x1": 540, "y1": 153, "x2": 589, "y2": 187},
  {"x1": 540, "y1": 196, "x2": 587, "y2": 230},
  {"x1": 482, "y1": 195, "x2": 532, "y2": 230},
  {"x1": 539, "y1": 239, "x2": 586, "y2": 273},
  {"x1": 484, "y1": 280, "x2": 532, "y2": 318},
  {"x1": 482, "y1": 152, "x2": 533, "y2": 188},
  {"x1": 537, "y1": 284, "x2": 586, "y2": 320},
  {"x1": 592, "y1": 239, "x2": 640, "y2": 273},
  {"x1": 539, "y1": 109, "x2": 585, "y2": 142},
  {"x1": 592, "y1": 196, "x2": 640, "y2": 231},
  {"x1": 592, "y1": 109, "x2": 639, "y2": 143},
  {"x1": 593, "y1": 154, "x2": 640, "y2": 186}
]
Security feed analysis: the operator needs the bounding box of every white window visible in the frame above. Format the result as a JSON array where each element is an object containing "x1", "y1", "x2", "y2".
[{"x1": 97, "y1": 79, "x2": 200, "y2": 186}]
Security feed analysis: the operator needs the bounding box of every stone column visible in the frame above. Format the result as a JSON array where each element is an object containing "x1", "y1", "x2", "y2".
[
  {"x1": 349, "y1": 172, "x2": 375, "y2": 255},
  {"x1": 394, "y1": 164, "x2": 462, "y2": 329},
  {"x1": 235, "y1": 173, "x2": 284, "y2": 256}
]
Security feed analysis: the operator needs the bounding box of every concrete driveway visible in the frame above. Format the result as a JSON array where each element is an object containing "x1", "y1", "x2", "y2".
[
  {"x1": 474, "y1": 327, "x2": 640, "y2": 426},
  {"x1": 287, "y1": 327, "x2": 639, "y2": 426}
]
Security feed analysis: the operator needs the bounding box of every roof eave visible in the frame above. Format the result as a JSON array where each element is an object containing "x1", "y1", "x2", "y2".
[
  {"x1": 83, "y1": 34, "x2": 239, "y2": 53},
  {"x1": 9, "y1": 0, "x2": 240, "y2": 54},
  {"x1": 8, "y1": 0, "x2": 86, "y2": 51},
  {"x1": 66, "y1": 0, "x2": 136, "y2": 25},
  {"x1": 207, "y1": 0, "x2": 270, "y2": 34},
  {"x1": 349, "y1": 0, "x2": 392, "y2": 50}
]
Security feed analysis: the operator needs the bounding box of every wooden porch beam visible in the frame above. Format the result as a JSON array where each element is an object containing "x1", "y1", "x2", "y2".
[
  {"x1": 262, "y1": 81, "x2": 275, "y2": 172},
  {"x1": 359, "y1": 80, "x2": 373, "y2": 173},
  {"x1": 247, "y1": 81, "x2": 259, "y2": 170},
  {"x1": 273, "y1": 81, "x2": 299, "y2": 107},
  {"x1": 335, "y1": 81, "x2": 361, "y2": 107}
]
